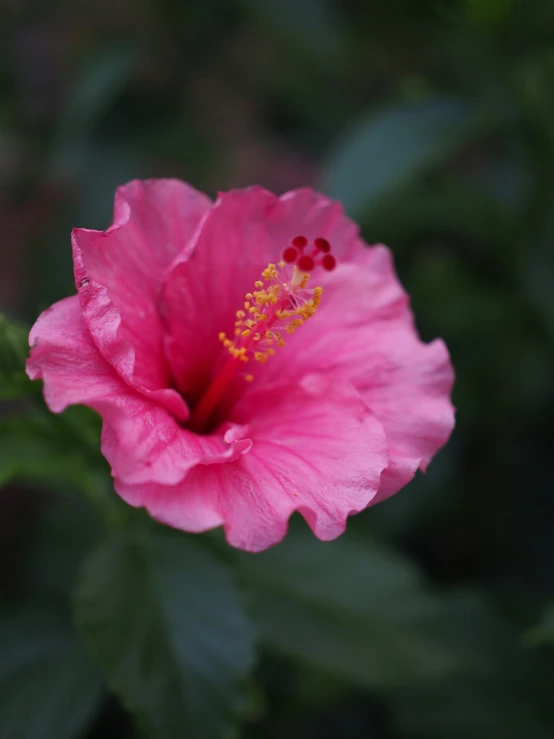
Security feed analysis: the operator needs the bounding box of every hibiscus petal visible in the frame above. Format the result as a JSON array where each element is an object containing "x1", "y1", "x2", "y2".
[
  {"x1": 71, "y1": 178, "x2": 211, "y2": 418},
  {"x1": 160, "y1": 187, "x2": 276, "y2": 400},
  {"x1": 116, "y1": 375, "x2": 388, "y2": 552},
  {"x1": 266, "y1": 187, "x2": 362, "y2": 262},
  {"x1": 111, "y1": 423, "x2": 253, "y2": 528},
  {"x1": 26, "y1": 295, "x2": 249, "y2": 488},
  {"x1": 160, "y1": 186, "x2": 366, "y2": 400},
  {"x1": 101, "y1": 416, "x2": 252, "y2": 487},
  {"x1": 224, "y1": 374, "x2": 389, "y2": 551},
  {"x1": 250, "y1": 245, "x2": 455, "y2": 499},
  {"x1": 365, "y1": 337, "x2": 455, "y2": 503},
  {"x1": 26, "y1": 295, "x2": 131, "y2": 413},
  {"x1": 113, "y1": 476, "x2": 225, "y2": 534}
]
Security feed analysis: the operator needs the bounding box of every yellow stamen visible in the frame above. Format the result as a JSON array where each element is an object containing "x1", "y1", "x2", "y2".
[
  {"x1": 218, "y1": 261, "x2": 323, "y2": 378},
  {"x1": 188, "y1": 243, "x2": 335, "y2": 435}
]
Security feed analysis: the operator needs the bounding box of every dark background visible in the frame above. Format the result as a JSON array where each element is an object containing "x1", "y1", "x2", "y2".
[{"x1": 2, "y1": 0, "x2": 554, "y2": 737}]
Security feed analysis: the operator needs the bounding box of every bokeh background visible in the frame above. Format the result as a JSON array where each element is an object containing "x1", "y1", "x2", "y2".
[{"x1": 2, "y1": 0, "x2": 554, "y2": 737}]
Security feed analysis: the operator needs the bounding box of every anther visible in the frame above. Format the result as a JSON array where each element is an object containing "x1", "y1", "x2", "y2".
[{"x1": 216, "y1": 257, "x2": 325, "y2": 385}]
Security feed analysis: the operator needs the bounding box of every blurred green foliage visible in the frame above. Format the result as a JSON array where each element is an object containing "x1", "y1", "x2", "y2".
[{"x1": 2, "y1": 0, "x2": 554, "y2": 737}]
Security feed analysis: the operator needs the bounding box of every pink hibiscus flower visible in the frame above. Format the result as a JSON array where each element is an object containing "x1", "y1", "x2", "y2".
[{"x1": 27, "y1": 179, "x2": 454, "y2": 552}]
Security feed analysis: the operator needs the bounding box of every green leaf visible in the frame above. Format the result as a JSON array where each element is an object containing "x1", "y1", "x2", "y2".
[
  {"x1": 53, "y1": 45, "x2": 139, "y2": 178},
  {"x1": 465, "y1": 0, "x2": 515, "y2": 31},
  {"x1": 238, "y1": 525, "x2": 476, "y2": 690},
  {"x1": 248, "y1": 0, "x2": 344, "y2": 61},
  {"x1": 390, "y1": 592, "x2": 554, "y2": 739},
  {"x1": 74, "y1": 528, "x2": 256, "y2": 739},
  {"x1": 0, "y1": 606, "x2": 103, "y2": 739},
  {"x1": 0, "y1": 416, "x2": 87, "y2": 490},
  {"x1": 320, "y1": 97, "x2": 487, "y2": 217},
  {"x1": 526, "y1": 243, "x2": 554, "y2": 342},
  {"x1": 392, "y1": 672, "x2": 554, "y2": 739},
  {"x1": 0, "y1": 314, "x2": 36, "y2": 400},
  {"x1": 0, "y1": 407, "x2": 124, "y2": 523},
  {"x1": 0, "y1": 410, "x2": 106, "y2": 486},
  {"x1": 26, "y1": 497, "x2": 105, "y2": 603},
  {"x1": 527, "y1": 602, "x2": 554, "y2": 646},
  {"x1": 61, "y1": 47, "x2": 137, "y2": 136}
]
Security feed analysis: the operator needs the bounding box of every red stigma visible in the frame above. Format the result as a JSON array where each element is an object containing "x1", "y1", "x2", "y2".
[
  {"x1": 282, "y1": 235, "x2": 335, "y2": 272},
  {"x1": 297, "y1": 255, "x2": 315, "y2": 272},
  {"x1": 292, "y1": 235, "x2": 308, "y2": 249},
  {"x1": 322, "y1": 254, "x2": 336, "y2": 271},
  {"x1": 314, "y1": 237, "x2": 331, "y2": 253},
  {"x1": 283, "y1": 246, "x2": 298, "y2": 263}
]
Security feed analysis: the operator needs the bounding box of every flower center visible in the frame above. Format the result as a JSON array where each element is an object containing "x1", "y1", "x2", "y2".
[{"x1": 187, "y1": 235, "x2": 336, "y2": 433}]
